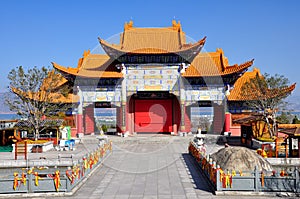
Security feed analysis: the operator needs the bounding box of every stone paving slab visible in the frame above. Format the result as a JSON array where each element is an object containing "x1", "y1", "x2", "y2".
[{"x1": 46, "y1": 135, "x2": 277, "y2": 198}]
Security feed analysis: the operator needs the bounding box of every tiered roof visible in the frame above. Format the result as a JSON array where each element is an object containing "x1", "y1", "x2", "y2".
[
  {"x1": 53, "y1": 20, "x2": 253, "y2": 79},
  {"x1": 14, "y1": 21, "x2": 297, "y2": 105},
  {"x1": 53, "y1": 49, "x2": 253, "y2": 79}
]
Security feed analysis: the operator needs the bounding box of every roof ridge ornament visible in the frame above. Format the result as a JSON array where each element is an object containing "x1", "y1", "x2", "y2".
[
  {"x1": 253, "y1": 67, "x2": 260, "y2": 74},
  {"x1": 76, "y1": 50, "x2": 90, "y2": 68},
  {"x1": 216, "y1": 48, "x2": 224, "y2": 54},
  {"x1": 172, "y1": 20, "x2": 181, "y2": 31},
  {"x1": 124, "y1": 20, "x2": 133, "y2": 30},
  {"x1": 83, "y1": 50, "x2": 90, "y2": 59},
  {"x1": 218, "y1": 48, "x2": 227, "y2": 71}
]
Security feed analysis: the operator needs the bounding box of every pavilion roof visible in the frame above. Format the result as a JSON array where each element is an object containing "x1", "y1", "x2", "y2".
[
  {"x1": 278, "y1": 127, "x2": 300, "y2": 137},
  {"x1": 228, "y1": 68, "x2": 296, "y2": 101},
  {"x1": 11, "y1": 86, "x2": 79, "y2": 104},
  {"x1": 52, "y1": 21, "x2": 254, "y2": 78},
  {"x1": 182, "y1": 48, "x2": 254, "y2": 77},
  {"x1": 52, "y1": 50, "x2": 122, "y2": 78},
  {"x1": 11, "y1": 70, "x2": 79, "y2": 104},
  {"x1": 278, "y1": 124, "x2": 300, "y2": 129},
  {"x1": 53, "y1": 48, "x2": 253, "y2": 78},
  {"x1": 232, "y1": 113, "x2": 264, "y2": 125},
  {"x1": 99, "y1": 20, "x2": 206, "y2": 57}
]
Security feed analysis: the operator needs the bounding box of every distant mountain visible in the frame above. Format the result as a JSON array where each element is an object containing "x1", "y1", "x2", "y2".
[
  {"x1": 286, "y1": 94, "x2": 300, "y2": 112},
  {"x1": 0, "y1": 93, "x2": 15, "y2": 114}
]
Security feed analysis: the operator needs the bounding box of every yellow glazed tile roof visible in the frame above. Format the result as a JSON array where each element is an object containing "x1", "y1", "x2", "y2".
[
  {"x1": 39, "y1": 70, "x2": 68, "y2": 90},
  {"x1": 52, "y1": 50, "x2": 123, "y2": 78},
  {"x1": 228, "y1": 68, "x2": 262, "y2": 101},
  {"x1": 278, "y1": 124, "x2": 300, "y2": 129},
  {"x1": 183, "y1": 48, "x2": 254, "y2": 77},
  {"x1": 99, "y1": 20, "x2": 206, "y2": 54},
  {"x1": 228, "y1": 68, "x2": 296, "y2": 101},
  {"x1": 53, "y1": 22, "x2": 250, "y2": 78},
  {"x1": 10, "y1": 68, "x2": 80, "y2": 104},
  {"x1": 53, "y1": 62, "x2": 123, "y2": 78},
  {"x1": 53, "y1": 48, "x2": 252, "y2": 78},
  {"x1": 81, "y1": 54, "x2": 110, "y2": 70},
  {"x1": 11, "y1": 86, "x2": 79, "y2": 104}
]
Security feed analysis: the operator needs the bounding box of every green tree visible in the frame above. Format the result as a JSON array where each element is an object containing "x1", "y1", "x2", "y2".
[
  {"x1": 276, "y1": 111, "x2": 293, "y2": 124},
  {"x1": 241, "y1": 73, "x2": 295, "y2": 137},
  {"x1": 292, "y1": 115, "x2": 300, "y2": 124},
  {"x1": 6, "y1": 66, "x2": 72, "y2": 139}
]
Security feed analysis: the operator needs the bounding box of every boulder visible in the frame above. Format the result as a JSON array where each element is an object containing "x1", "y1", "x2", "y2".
[{"x1": 210, "y1": 146, "x2": 273, "y2": 172}]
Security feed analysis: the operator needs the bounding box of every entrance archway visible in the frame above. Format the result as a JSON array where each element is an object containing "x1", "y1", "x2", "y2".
[
  {"x1": 128, "y1": 92, "x2": 180, "y2": 134},
  {"x1": 134, "y1": 99, "x2": 172, "y2": 133}
]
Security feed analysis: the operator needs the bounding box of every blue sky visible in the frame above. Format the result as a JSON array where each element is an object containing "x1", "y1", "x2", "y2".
[{"x1": 0, "y1": 0, "x2": 300, "y2": 95}]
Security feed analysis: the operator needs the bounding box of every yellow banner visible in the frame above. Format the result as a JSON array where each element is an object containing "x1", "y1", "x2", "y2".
[
  {"x1": 144, "y1": 85, "x2": 163, "y2": 90},
  {"x1": 143, "y1": 75, "x2": 163, "y2": 79}
]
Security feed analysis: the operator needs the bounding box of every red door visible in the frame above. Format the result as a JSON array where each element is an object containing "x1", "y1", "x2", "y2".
[{"x1": 134, "y1": 99, "x2": 172, "y2": 133}]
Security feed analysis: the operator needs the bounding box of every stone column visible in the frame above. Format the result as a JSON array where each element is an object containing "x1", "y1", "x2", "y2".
[
  {"x1": 76, "y1": 86, "x2": 84, "y2": 137},
  {"x1": 180, "y1": 102, "x2": 186, "y2": 132},
  {"x1": 179, "y1": 77, "x2": 186, "y2": 133},
  {"x1": 120, "y1": 102, "x2": 126, "y2": 133},
  {"x1": 120, "y1": 67, "x2": 127, "y2": 134}
]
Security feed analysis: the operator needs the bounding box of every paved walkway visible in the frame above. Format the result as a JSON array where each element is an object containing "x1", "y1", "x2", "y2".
[
  {"x1": 42, "y1": 134, "x2": 273, "y2": 199},
  {"x1": 0, "y1": 134, "x2": 278, "y2": 198}
]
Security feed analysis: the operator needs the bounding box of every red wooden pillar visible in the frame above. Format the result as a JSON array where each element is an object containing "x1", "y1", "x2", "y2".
[
  {"x1": 213, "y1": 104, "x2": 225, "y2": 134},
  {"x1": 184, "y1": 106, "x2": 191, "y2": 133},
  {"x1": 84, "y1": 106, "x2": 94, "y2": 134},
  {"x1": 224, "y1": 113, "x2": 231, "y2": 133},
  {"x1": 172, "y1": 97, "x2": 180, "y2": 135},
  {"x1": 76, "y1": 114, "x2": 83, "y2": 136},
  {"x1": 127, "y1": 97, "x2": 135, "y2": 134}
]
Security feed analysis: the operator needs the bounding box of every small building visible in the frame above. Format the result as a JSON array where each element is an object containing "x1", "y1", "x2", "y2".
[
  {"x1": 14, "y1": 119, "x2": 64, "y2": 145},
  {"x1": 278, "y1": 124, "x2": 300, "y2": 158},
  {"x1": 0, "y1": 120, "x2": 18, "y2": 146},
  {"x1": 233, "y1": 114, "x2": 300, "y2": 158}
]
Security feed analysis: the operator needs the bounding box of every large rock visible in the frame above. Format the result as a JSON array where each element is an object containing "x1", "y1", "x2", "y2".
[{"x1": 210, "y1": 146, "x2": 273, "y2": 172}]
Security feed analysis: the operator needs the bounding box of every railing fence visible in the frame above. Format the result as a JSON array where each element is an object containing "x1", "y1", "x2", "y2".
[
  {"x1": 0, "y1": 141, "x2": 112, "y2": 194},
  {"x1": 189, "y1": 142, "x2": 300, "y2": 193}
]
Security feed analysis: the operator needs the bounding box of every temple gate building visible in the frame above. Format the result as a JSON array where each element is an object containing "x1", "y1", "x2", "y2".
[{"x1": 52, "y1": 20, "x2": 256, "y2": 136}]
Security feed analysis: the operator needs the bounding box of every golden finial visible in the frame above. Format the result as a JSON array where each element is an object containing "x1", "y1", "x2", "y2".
[
  {"x1": 83, "y1": 49, "x2": 90, "y2": 58},
  {"x1": 124, "y1": 20, "x2": 133, "y2": 30},
  {"x1": 172, "y1": 20, "x2": 181, "y2": 30}
]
